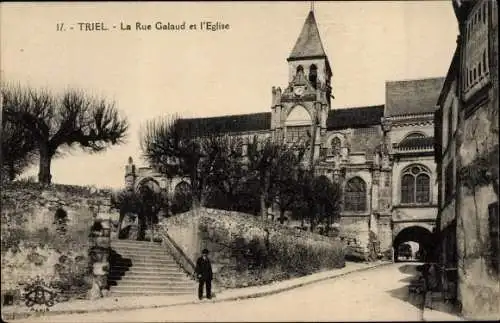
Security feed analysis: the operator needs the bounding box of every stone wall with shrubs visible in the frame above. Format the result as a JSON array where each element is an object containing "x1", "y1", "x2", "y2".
[
  {"x1": 1, "y1": 182, "x2": 114, "y2": 306},
  {"x1": 162, "y1": 208, "x2": 345, "y2": 289}
]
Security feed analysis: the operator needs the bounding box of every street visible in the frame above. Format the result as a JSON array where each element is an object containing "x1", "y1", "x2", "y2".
[{"x1": 13, "y1": 263, "x2": 424, "y2": 322}]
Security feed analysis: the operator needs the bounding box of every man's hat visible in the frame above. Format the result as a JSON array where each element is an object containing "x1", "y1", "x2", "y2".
[{"x1": 202, "y1": 248, "x2": 209, "y2": 254}]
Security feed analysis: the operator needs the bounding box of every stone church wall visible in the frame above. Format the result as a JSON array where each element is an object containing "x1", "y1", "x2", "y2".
[
  {"x1": 347, "y1": 126, "x2": 383, "y2": 159},
  {"x1": 377, "y1": 215, "x2": 393, "y2": 257},
  {"x1": 339, "y1": 215, "x2": 370, "y2": 259}
]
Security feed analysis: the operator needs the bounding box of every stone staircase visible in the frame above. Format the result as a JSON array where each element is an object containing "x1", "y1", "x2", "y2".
[{"x1": 108, "y1": 239, "x2": 197, "y2": 296}]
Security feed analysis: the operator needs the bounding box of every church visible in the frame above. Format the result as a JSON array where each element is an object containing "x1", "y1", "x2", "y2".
[{"x1": 125, "y1": 9, "x2": 445, "y2": 259}]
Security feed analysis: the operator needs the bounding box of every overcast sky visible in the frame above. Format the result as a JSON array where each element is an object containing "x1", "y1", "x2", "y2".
[{"x1": 1, "y1": 1, "x2": 458, "y2": 189}]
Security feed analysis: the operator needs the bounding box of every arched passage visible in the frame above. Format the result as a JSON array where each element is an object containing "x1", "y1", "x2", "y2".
[
  {"x1": 118, "y1": 177, "x2": 163, "y2": 241},
  {"x1": 393, "y1": 225, "x2": 434, "y2": 262},
  {"x1": 171, "y1": 181, "x2": 193, "y2": 215},
  {"x1": 135, "y1": 177, "x2": 161, "y2": 194}
]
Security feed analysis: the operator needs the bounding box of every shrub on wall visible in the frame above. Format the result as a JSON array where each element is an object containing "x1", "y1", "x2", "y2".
[{"x1": 164, "y1": 208, "x2": 345, "y2": 288}]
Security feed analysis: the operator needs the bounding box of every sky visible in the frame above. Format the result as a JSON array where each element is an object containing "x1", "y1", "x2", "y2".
[{"x1": 0, "y1": 1, "x2": 459, "y2": 189}]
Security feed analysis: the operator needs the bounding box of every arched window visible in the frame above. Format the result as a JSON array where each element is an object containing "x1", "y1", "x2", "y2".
[
  {"x1": 404, "y1": 132, "x2": 425, "y2": 140},
  {"x1": 344, "y1": 177, "x2": 366, "y2": 212},
  {"x1": 401, "y1": 165, "x2": 431, "y2": 204},
  {"x1": 309, "y1": 64, "x2": 318, "y2": 88},
  {"x1": 296, "y1": 65, "x2": 304, "y2": 74},
  {"x1": 331, "y1": 137, "x2": 341, "y2": 155}
]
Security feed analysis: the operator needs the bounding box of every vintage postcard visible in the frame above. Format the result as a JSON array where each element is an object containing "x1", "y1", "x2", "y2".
[{"x1": 1, "y1": 1, "x2": 498, "y2": 322}]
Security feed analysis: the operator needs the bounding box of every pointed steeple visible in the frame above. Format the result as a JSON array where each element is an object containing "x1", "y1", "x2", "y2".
[{"x1": 288, "y1": 10, "x2": 327, "y2": 60}]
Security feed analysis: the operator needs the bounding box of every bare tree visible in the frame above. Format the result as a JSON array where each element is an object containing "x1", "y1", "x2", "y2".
[
  {"x1": 269, "y1": 148, "x2": 306, "y2": 224},
  {"x1": 312, "y1": 175, "x2": 342, "y2": 231},
  {"x1": 1, "y1": 108, "x2": 38, "y2": 182},
  {"x1": 141, "y1": 115, "x2": 206, "y2": 209},
  {"x1": 141, "y1": 116, "x2": 250, "y2": 211},
  {"x1": 201, "y1": 134, "x2": 246, "y2": 211},
  {"x1": 246, "y1": 136, "x2": 307, "y2": 220},
  {"x1": 245, "y1": 136, "x2": 280, "y2": 220},
  {"x1": 1, "y1": 83, "x2": 128, "y2": 185}
]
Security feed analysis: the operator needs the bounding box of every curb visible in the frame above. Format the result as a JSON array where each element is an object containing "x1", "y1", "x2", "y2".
[{"x1": 3, "y1": 261, "x2": 391, "y2": 321}]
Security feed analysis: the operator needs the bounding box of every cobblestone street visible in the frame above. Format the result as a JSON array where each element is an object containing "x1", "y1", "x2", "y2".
[{"x1": 13, "y1": 263, "x2": 424, "y2": 322}]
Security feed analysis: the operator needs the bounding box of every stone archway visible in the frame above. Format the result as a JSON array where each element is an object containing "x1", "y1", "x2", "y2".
[
  {"x1": 118, "y1": 177, "x2": 163, "y2": 240},
  {"x1": 171, "y1": 181, "x2": 192, "y2": 215},
  {"x1": 393, "y1": 225, "x2": 434, "y2": 262},
  {"x1": 135, "y1": 177, "x2": 161, "y2": 195}
]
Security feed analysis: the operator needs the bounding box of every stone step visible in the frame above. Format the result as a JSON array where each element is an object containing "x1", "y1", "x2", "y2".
[
  {"x1": 112, "y1": 259, "x2": 178, "y2": 267},
  {"x1": 111, "y1": 244, "x2": 166, "y2": 251},
  {"x1": 111, "y1": 239, "x2": 163, "y2": 245},
  {"x1": 110, "y1": 270, "x2": 189, "y2": 277},
  {"x1": 108, "y1": 276, "x2": 189, "y2": 284},
  {"x1": 129, "y1": 263, "x2": 180, "y2": 269},
  {"x1": 109, "y1": 239, "x2": 194, "y2": 296},
  {"x1": 112, "y1": 251, "x2": 168, "y2": 258},
  {"x1": 110, "y1": 265, "x2": 183, "y2": 273},
  {"x1": 110, "y1": 285, "x2": 194, "y2": 292},
  {"x1": 113, "y1": 253, "x2": 173, "y2": 260},
  {"x1": 110, "y1": 290, "x2": 193, "y2": 296},
  {"x1": 109, "y1": 269, "x2": 190, "y2": 277},
  {"x1": 111, "y1": 241, "x2": 163, "y2": 248},
  {"x1": 112, "y1": 280, "x2": 195, "y2": 287}
]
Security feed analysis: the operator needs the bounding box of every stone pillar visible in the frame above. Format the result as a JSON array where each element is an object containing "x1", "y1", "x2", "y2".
[
  {"x1": 333, "y1": 168, "x2": 342, "y2": 183},
  {"x1": 341, "y1": 147, "x2": 349, "y2": 162},
  {"x1": 88, "y1": 216, "x2": 111, "y2": 300},
  {"x1": 125, "y1": 157, "x2": 136, "y2": 190},
  {"x1": 372, "y1": 171, "x2": 380, "y2": 214}
]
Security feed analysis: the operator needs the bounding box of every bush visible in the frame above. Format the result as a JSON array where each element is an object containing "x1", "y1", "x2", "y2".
[{"x1": 163, "y1": 208, "x2": 345, "y2": 288}]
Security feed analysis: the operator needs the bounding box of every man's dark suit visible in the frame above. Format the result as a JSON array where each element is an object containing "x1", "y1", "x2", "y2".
[{"x1": 195, "y1": 255, "x2": 213, "y2": 299}]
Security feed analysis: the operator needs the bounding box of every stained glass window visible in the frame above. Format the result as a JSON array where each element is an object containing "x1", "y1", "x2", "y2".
[
  {"x1": 285, "y1": 126, "x2": 310, "y2": 146},
  {"x1": 401, "y1": 174, "x2": 414, "y2": 204},
  {"x1": 344, "y1": 177, "x2": 367, "y2": 212},
  {"x1": 416, "y1": 174, "x2": 430, "y2": 203},
  {"x1": 400, "y1": 165, "x2": 431, "y2": 204},
  {"x1": 331, "y1": 137, "x2": 341, "y2": 155}
]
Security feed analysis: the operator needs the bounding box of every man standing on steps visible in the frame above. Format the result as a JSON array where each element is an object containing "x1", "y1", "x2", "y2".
[{"x1": 195, "y1": 248, "x2": 213, "y2": 300}]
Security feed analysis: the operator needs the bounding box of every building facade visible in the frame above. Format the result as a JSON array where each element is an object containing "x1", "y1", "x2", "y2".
[
  {"x1": 126, "y1": 10, "x2": 445, "y2": 260},
  {"x1": 435, "y1": 0, "x2": 499, "y2": 319}
]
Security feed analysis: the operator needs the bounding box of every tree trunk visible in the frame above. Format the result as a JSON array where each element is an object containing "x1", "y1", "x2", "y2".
[
  {"x1": 117, "y1": 211, "x2": 125, "y2": 239},
  {"x1": 138, "y1": 214, "x2": 146, "y2": 241},
  {"x1": 260, "y1": 170, "x2": 270, "y2": 221},
  {"x1": 310, "y1": 204, "x2": 316, "y2": 232},
  {"x1": 150, "y1": 214, "x2": 154, "y2": 243},
  {"x1": 279, "y1": 208, "x2": 286, "y2": 224},
  {"x1": 192, "y1": 194, "x2": 201, "y2": 209},
  {"x1": 260, "y1": 192, "x2": 266, "y2": 220},
  {"x1": 8, "y1": 162, "x2": 16, "y2": 181},
  {"x1": 38, "y1": 146, "x2": 52, "y2": 185}
]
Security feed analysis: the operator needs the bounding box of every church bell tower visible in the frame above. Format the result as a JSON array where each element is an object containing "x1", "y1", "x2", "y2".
[{"x1": 271, "y1": 9, "x2": 333, "y2": 162}]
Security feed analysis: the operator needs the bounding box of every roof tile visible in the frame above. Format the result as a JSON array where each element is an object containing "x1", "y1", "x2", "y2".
[
  {"x1": 289, "y1": 11, "x2": 327, "y2": 59},
  {"x1": 385, "y1": 77, "x2": 445, "y2": 117},
  {"x1": 178, "y1": 112, "x2": 271, "y2": 137},
  {"x1": 327, "y1": 105, "x2": 384, "y2": 129}
]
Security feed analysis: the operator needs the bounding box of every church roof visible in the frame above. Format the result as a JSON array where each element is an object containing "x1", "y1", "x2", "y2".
[
  {"x1": 385, "y1": 77, "x2": 445, "y2": 117},
  {"x1": 178, "y1": 112, "x2": 271, "y2": 137},
  {"x1": 327, "y1": 105, "x2": 384, "y2": 130},
  {"x1": 397, "y1": 136, "x2": 434, "y2": 150},
  {"x1": 288, "y1": 10, "x2": 328, "y2": 60}
]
